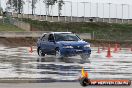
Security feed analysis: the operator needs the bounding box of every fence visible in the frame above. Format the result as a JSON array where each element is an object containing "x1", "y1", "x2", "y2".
[
  {"x1": 93, "y1": 31, "x2": 132, "y2": 42},
  {"x1": 12, "y1": 13, "x2": 132, "y2": 24},
  {"x1": 1, "y1": 13, "x2": 132, "y2": 42},
  {"x1": 0, "y1": 31, "x2": 91, "y2": 39}
]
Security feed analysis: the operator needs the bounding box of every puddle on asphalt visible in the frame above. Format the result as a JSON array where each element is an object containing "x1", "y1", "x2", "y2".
[{"x1": 0, "y1": 47, "x2": 132, "y2": 82}]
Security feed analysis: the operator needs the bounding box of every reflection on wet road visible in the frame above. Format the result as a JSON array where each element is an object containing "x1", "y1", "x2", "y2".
[{"x1": 0, "y1": 47, "x2": 132, "y2": 82}]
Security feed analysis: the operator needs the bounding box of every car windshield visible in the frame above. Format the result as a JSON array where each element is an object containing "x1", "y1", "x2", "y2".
[{"x1": 54, "y1": 33, "x2": 80, "y2": 41}]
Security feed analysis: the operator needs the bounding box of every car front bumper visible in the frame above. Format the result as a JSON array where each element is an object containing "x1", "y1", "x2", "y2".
[{"x1": 60, "y1": 47, "x2": 91, "y2": 57}]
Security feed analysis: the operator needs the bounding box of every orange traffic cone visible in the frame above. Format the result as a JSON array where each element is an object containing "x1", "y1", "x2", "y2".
[
  {"x1": 106, "y1": 44, "x2": 112, "y2": 58},
  {"x1": 114, "y1": 43, "x2": 118, "y2": 53},
  {"x1": 97, "y1": 47, "x2": 100, "y2": 53},
  {"x1": 29, "y1": 46, "x2": 33, "y2": 53},
  {"x1": 81, "y1": 67, "x2": 89, "y2": 78}
]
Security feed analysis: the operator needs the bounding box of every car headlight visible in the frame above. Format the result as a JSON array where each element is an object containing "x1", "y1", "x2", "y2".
[
  {"x1": 63, "y1": 46, "x2": 73, "y2": 48},
  {"x1": 84, "y1": 44, "x2": 90, "y2": 48}
]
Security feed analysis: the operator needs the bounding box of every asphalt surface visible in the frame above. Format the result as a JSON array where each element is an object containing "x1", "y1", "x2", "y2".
[
  {"x1": 0, "y1": 46, "x2": 132, "y2": 83},
  {"x1": 0, "y1": 82, "x2": 131, "y2": 88}
]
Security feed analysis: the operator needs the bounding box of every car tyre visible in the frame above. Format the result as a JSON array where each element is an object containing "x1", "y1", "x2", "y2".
[
  {"x1": 79, "y1": 77, "x2": 91, "y2": 87},
  {"x1": 38, "y1": 48, "x2": 45, "y2": 56},
  {"x1": 55, "y1": 48, "x2": 63, "y2": 59}
]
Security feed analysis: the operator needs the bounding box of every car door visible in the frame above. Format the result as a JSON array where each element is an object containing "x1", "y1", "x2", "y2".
[
  {"x1": 46, "y1": 34, "x2": 56, "y2": 54},
  {"x1": 40, "y1": 34, "x2": 48, "y2": 53}
]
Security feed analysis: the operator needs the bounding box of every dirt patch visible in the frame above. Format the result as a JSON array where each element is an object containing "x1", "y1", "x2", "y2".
[
  {"x1": 0, "y1": 37, "x2": 131, "y2": 48},
  {"x1": 0, "y1": 37, "x2": 37, "y2": 47}
]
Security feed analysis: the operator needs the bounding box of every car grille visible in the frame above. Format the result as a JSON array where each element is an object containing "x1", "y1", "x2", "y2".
[{"x1": 73, "y1": 46, "x2": 83, "y2": 49}]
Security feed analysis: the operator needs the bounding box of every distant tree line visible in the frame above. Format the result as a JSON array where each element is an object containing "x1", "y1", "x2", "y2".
[{"x1": 6, "y1": 0, "x2": 64, "y2": 16}]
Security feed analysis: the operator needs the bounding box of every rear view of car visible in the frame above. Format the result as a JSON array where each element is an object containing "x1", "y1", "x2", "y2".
[{"x1": 37, "y1": 32, "x2": 91, "y2": 60}]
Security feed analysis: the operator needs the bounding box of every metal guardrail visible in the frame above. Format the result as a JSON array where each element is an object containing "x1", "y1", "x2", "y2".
[{"x1": 12, "y1": 13, "x2": 132, "y2": 24}]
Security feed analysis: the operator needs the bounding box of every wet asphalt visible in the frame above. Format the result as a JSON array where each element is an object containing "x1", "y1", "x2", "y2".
[
  {"x1": 0, "y1": 46, "x2": 132, "y2": 82},
  {"x1": 0, "y1": 83, "x2": 132, "y2": 88}
]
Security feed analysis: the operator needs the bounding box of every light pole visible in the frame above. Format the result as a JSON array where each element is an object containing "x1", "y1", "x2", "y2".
[
  {"x1": 77, "y1": 1, "x2": 79, "y2": 22},
  {"x1": 121, "y1": 4, "x2": 123, "y2": 23},
  {"x1": 58, "y1": 0, "x2": 60, "y2": 21},
  {"x1": 81, "y1": 2, "x2": 91, "y2": 21},
  {"x1": 34, "y1": 1, "x2": 37, "y2": 20},
  {"x1": 65, "y1": 1, "x2": 72, "y2": 22},
  {"x1": 115, "y1": 4, "x2": 118, "y2": 23},
  {"x1": 80, "y1": 2, "x2": 87, "y2": 22},
  {"x1": 90, "y1": 2, "x2": 91, "y2": 18},
  {"x1": 64, "y1": 3, "x2": 66, "y2": 22},
  {"x1": 26, "y1": 0, "x2": 30, "y2": 18},
  {"x1": 45, "y1": 1, "x2": 48, "y2": 21},
  {"x1": 28, "y1": 0, "x2": 30, "y2": 16},
  {"x1": 128, "y1": 4, "x2": 130, "y2": 23},
  {"x1": 51, "y1": 6, "x2": 54, "y2": 21},
  {"x1": 71, "y1": 1, "x2": 72, "y2": 22},
  {"x1": 103, "y1": 3, "x2": 104, "y2": 22},
  {"x1": 108, "y1": 3, "x2": 112, "y2": 23},
  {"x1": 121, "y1": 4, "x2": 127, "y2": 23},
  {"x1": 83, "y1": 2, "x2": 86, "y2": 22},
  {"x1": 39, "y1": 0, "x2": 41, "y2": 20},
  {"x1": 31, "y1": 0, "x2": 36, "y2": 20},
  {"x1": 96, "y1": 3, "x2": 98, "y2": 22}
]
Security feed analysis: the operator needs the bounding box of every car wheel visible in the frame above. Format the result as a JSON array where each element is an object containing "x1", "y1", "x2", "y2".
[
  {"x1": 38, "y1": 48, "x2": 45, "y2": 56},
  {"x1": 55, "y1": 48, "x2": 63, "y2": 59},
  {"x1": 80, "y1": 54, "x2": 90, "y2": 60},
  {"x1": 79, "y1": 77, "x2": 91, "y2": 87}
]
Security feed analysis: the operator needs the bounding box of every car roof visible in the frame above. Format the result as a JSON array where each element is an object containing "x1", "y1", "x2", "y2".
[
  {"x1": 50, "y1": 32, "x2": 72, "y2": 34},
  {"x1": 41, "y1": 33, "x2": 47, "y2": 36},
  {"x1": 41, "y1": 32, "x2": 72, "y2": 36}
]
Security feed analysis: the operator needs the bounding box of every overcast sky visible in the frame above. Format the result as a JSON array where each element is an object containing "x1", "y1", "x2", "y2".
[{"x1": 0, "y1": 0, "x2": 132, "y2": 19}]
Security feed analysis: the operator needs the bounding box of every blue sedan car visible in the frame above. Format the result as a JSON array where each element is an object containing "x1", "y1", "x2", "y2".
[{"x1": 37, "y1": 32, "x2": 91, "y2": 60}]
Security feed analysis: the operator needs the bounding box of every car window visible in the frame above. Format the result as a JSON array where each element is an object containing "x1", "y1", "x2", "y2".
[
  {"x1": 54, "y1": 33, "x2": 80, "y2": 41},
  {"x1": 48, "y1": 34, "x2": 54, "y2": 41},
  {"x1": 41, "y1": 34, "x2": 47, "y2": 41}
]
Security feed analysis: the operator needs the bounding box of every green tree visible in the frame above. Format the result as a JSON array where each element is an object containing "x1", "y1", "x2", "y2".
[
  {"x1": 31, "y1": 0, "x2": 38, "y2": 15},
  {"x1": 58, "y1": 0, "x2": 64, "y2": 16},
  {"x1": 0, "y1": 7, "x2": 3, "y2": 16},
  {"x1": 43, "y1": 0, "x2": 57, "y2": 15},
  {"x1": 7, "y1": 0, "x2": 24, "y2": 14},
  {"x1": 43, "y1": 0, "x2": 64, "y2": 16}
]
